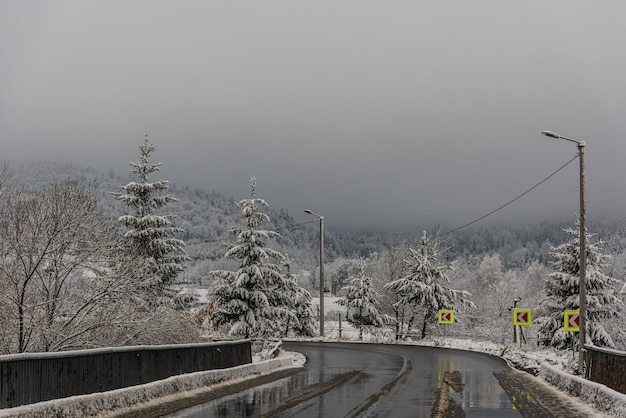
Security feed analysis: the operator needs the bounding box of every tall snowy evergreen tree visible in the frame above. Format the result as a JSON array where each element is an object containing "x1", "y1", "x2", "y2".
[
  {"x1": 537, "y1": 221, "x2": 622, "y2": 349},
  {"x1": 282, "y1": 255, "x2": 316, "y2": 337},
  {"x1": 384, "y1": 230, "x2": 474, "y2": 338},
  {"x1": 337, "y1": 260, "x2": 391, "y2": 340},
  {"x1": 113, "y1": 133, "x2": 189, "y2": 290},
  {"x1": 210, "y1": 177, "x2": 298, "y2": 338}
]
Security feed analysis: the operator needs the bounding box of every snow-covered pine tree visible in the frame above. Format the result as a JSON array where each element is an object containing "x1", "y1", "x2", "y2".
[
  {"x1": 537, "y1": 220, "x2": 622, "y2": 349},
  {"x1": 282, "y1": 255, "x2": 316, "y2": 337},
  {"x1": 337, "y1": 260, "x2": 392, "y2": 340},
  {"x1": 210, "y1": 177, "x2": 298, "y2": 338},
  {"x1": 371, "y1": 244, "x2": 414, "y2": 340},
  {"x1": 113, "y1": 133, "x2": 189, "y2": 291},
  {"x1": 384, "y1": 230, "x2": 474, "y2": 339}
]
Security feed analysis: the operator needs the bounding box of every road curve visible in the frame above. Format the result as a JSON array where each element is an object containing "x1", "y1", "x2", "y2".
[
  {"x1": 165, "y1": 341, "x2": 604, "y2": 418},
  {"x1": 166, "y1": 341, "x2": 523, "y2": 417}
]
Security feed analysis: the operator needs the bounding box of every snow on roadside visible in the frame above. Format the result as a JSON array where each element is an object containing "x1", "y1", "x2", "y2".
[{"x1": 540, "y1": 363, "x2": 626, "y2": 418}]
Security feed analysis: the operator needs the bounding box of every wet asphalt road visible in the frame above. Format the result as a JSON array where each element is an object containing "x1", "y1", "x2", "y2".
[{"x1": 165, "y1": 341, "x2": 524, "y2": 418}]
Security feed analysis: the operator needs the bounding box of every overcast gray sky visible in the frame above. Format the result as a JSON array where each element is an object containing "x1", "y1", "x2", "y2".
[{"x1": 2, "y1": 1, "x2": 626, "y2": 228}]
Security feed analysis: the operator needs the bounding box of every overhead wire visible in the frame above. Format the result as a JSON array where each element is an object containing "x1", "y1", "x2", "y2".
[
  {"x1": 442, "y1": 153, "x2": 580, "y2": 236},
  {"x1": 188, "y1": 155, "x2": 582, "y2": 245}
]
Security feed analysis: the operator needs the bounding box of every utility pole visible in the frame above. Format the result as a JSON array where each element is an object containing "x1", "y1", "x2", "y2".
[
  {"x1": 542, "y1": 130, "x2": 587, "y2": 375},
  {"x1": 305, "y1": 209, "x2": 325, "y2": 337}
]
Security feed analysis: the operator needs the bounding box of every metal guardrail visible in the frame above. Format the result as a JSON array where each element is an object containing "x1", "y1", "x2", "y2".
[
  {"x1": 0, "y1": 340, "x2": 252, "y2": 409},
  {"x1": 585, "y1": 344, "x2": 626, "y2": 394}
]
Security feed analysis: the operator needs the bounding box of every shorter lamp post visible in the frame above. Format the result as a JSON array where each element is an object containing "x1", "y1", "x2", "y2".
[
  {"x1": 305, "y1": 209, "x2": 325, "y2": 337},
  {"x1": 510, "y1": 296, "x2": 522, "y2": 344},
  {"x1": 542, "y1": 130, "x2": 587, "y2": 375}
]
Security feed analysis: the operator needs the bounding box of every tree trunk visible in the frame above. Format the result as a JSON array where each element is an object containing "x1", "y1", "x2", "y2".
[
  {"x1": 395, "y1": 309, "x2": 401, "y2": 341},
  {"x1": 405, "y1": 313, "x2": 416, "y2": 340},
  {"x1": 359, "y1": 306, "x2": 363, "y2": 341}
]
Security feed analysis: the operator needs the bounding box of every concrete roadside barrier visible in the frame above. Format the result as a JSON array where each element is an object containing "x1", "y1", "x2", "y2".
[{"x1": 0, "y1": 357, "x2": 297, "y2": 418}]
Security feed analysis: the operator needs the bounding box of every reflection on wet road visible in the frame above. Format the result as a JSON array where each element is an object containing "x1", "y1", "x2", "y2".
[{"x1": 165, "y1": 342, "x2": 523, "y2": 417}]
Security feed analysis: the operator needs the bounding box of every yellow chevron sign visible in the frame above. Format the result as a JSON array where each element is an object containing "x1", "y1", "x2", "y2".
[
  {"x1": 438, "y1": 310, "x2": 454, "y2": 324},
  {"x1": 564, "y1": 310, "x2": 580, "y2": 332},
  {"x1": 513, "y1": 309, "x2": 532, "y2": 326}
]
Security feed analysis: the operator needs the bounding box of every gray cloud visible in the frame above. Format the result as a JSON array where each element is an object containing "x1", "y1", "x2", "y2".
[{"x1": 2, "y1": 1, "x2": 626, "y2": 228}]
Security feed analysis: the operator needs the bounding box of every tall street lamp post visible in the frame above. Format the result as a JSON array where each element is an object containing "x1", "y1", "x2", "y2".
[
  {"x1": 305, "y1": 209, "x2": 325, "y2": 337},
  {"x1": 542, "y1": 130, "x2": 586, "y2": 374}
]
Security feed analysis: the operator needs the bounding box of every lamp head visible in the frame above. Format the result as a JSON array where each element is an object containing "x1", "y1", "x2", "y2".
[{"x1": 541, "y1": 130, "x2": 560, "y2": 139}]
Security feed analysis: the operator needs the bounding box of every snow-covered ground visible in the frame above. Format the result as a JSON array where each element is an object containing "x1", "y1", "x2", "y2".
[{"x1": 312, "y1": 295, "x2": 346, "y2": 314}]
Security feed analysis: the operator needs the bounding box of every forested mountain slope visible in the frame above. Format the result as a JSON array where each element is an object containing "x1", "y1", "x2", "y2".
[{"x1": 7, "y1": 160, "x2": 625, "y2": 286}]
